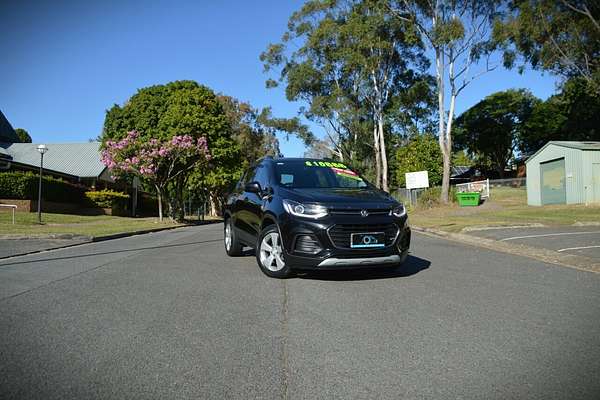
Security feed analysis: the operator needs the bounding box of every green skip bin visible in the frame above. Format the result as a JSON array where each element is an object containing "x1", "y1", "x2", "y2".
[{"x1": 456, "y1": 192, "x2": 481, "y2": 207}]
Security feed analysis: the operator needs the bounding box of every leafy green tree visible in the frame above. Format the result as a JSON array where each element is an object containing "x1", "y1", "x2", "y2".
[
  {"x1": 452, "y1": 150, "x2": 474, "y2": 167},
  {"x1": 494, "y1": 0, "x2": 600, "y2": 92},
  {"x1": 395, "y1": 133, "x2": 443, "y2": 187},
  {"x1": 454, "y1": 89, "x2": 538, "y2": 177},
  {"x1": 217, "y1": 95, "x2": 281, "y2": 169},
  {"x1": 14, "y1": 128, "x2": 32, "y2": 143},
  {"x1": 188, "y1": 95, "x2": 313, "y2": 216},
  {"x1": 521, "y1": 77, "x2": 600, "y2": 152},
  {"x1": 101, "y1": 81, "x2": 236, "y2": 219},
  {"x1": 391, "y1": 0, "x2": 502, "y2": 201},
  {"x1": 261, "y1": 0, "x2": 431, "y2": 192}
]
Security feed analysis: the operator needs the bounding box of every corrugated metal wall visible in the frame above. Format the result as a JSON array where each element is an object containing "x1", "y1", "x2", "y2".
[
  {"x1": 526, "y1": 144, "x2": 585, "y2": 205},
  {"x1": 583, "y1": 150, "x2": 600, "y2": 204}
]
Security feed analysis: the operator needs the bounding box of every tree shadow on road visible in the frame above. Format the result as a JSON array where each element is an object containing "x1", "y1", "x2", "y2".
[{"x1": 295, "y1": 255, "x2": 430, "y2": 281}]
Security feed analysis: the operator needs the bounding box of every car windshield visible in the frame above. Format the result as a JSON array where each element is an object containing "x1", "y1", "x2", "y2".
[{"x1": 274, "y1": 160, "x2": 369, "y2": 189}]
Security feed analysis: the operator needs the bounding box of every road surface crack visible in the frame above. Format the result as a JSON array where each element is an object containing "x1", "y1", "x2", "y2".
[{"x1": 281, "y1": 280, "x2": 290, "y2": 400}]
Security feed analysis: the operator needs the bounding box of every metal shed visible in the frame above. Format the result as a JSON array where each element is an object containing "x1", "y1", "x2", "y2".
[{"x1": 525, "y1": 141, "x2": 600, "y2": 206}]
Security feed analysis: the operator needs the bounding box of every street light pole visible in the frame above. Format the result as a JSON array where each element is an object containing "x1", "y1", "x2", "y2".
[{"x1": 36, "y1": 144, "x2": 48, "y2": 224}]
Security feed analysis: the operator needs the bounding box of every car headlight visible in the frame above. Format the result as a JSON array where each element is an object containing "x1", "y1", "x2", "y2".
[
  {"x1": 282, "y1": 199, "x2": 328, "y2": 219},
  {"x1": 392, "y1": 204, "x2": 406, "y2": 217}
]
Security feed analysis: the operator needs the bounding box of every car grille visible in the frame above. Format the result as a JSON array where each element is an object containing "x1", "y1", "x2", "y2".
[
  {"x1": 327, "y1": 224, "x2": 399, "y2": 249},
  {"x1": 328, "y1": 208, "x2": 391, "y2": 216}
]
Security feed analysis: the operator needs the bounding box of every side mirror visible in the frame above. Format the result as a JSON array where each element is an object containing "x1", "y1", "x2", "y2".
[{"x1": 244, "y1": 181, "x2": 261, "y2": 194}]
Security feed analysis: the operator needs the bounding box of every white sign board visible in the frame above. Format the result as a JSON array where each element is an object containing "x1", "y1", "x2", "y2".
[{"x1": 405, "y1": 171, "x2": 429, "y2": 189}]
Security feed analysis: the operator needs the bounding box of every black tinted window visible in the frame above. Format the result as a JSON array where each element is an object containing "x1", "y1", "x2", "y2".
[
  {"x1": 274, "y1": 160, "x2": 368, "y2": 189},
  {"x1": 250, "y1": 164, "x2": 271, "y2": 189}
]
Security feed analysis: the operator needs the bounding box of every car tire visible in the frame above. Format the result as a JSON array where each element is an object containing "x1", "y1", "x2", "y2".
[
  {"x1": 256, "y1": 224, "x2": 293, "y2": 278},
  {"x1": 224, "y1": 218, "x2": 243, "y2": 256}
]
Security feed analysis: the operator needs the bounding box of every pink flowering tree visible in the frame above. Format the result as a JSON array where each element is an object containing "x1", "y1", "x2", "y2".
[{"x1": 101, "y1": 130, "x2": 211, "y2": 221}]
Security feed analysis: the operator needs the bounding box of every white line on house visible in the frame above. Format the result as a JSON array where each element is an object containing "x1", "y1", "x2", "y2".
[
  {"x1": 499, "y1": 231, "x2": 600, "y2": 241},
  {"x1": 557, "y1": 245, "x2": 600, "y2": 252}
]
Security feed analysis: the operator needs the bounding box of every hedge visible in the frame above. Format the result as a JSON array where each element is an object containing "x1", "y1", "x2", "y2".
[
  {"x1": 85, "y1": 189, "x2": 129, "y2": 211},
  {"x1": 0, "y1": 171, "x2": 86, "y2": 203}
]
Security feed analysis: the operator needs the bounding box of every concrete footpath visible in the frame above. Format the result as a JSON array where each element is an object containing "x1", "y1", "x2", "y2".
[
  {"x1": 0, "y1": 221, "x2": 221, "y2": 259},
  {"x1": 414, "y1": 224, "x2": 600, "y2": 274},
  {"x1": 0, "y1": 237, "x2": 90, "y2": 259}
]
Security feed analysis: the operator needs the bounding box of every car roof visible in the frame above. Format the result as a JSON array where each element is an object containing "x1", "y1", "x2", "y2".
[{"x1": 262, "y1": 157, "x2": 338, "y2": 163}]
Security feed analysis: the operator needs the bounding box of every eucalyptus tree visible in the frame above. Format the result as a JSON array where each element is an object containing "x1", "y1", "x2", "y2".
[
  {"x1": 494, "y1": 0, "x2": 600, "y2": 92},
  {"x1": 391, "y1": 0, "x2": 501, "y2": 202},
  {"x1": 261, "y1": 0, "x2": 430, "y2": 191}
]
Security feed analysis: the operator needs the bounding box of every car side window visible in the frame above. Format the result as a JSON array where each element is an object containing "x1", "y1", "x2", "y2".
[
  {"x1": 236, "y1": 167, "x2": 253, "y2": 192},
  {"x1": 251, "y1": 163, "x2": 270, "y2": 190},
  {"x1": 234, "y1": 174, "x2": 243, "y2": 192}
]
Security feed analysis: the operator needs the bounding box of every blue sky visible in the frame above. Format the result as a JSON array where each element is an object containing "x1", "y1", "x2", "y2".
[{"x1": 1, "y1": 0, "x2": 559, "y2": 156}]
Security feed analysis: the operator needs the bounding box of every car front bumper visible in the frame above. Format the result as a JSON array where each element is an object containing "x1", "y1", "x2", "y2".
[{"x1": 278, "y1": 214, "x2": 411, "y2": 270}]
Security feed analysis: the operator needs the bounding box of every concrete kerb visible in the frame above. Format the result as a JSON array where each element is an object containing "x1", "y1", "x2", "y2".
[
  {"x1": 0, "y1": 219, "x2": 223, "y2": 260},
  {"x1": 412, "y1": 225, "x2": 600, "y2": 274}
]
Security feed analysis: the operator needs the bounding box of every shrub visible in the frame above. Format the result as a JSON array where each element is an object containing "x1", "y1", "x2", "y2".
[
  {"x1": 0, "y1": 171, "x2": 86, "y2": 203},
  {"x1": 395, "y1": 134, "x2": 443, "y2": 187},
  {"x1": 416, "y1": 186, "x2": 457, "y2": 209},
  {"x1": 85, "y1": 189, "x2": 129, "y2": 211}
]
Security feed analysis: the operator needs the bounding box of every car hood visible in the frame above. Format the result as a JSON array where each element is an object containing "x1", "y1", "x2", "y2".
[{"x1": 280, "y1": 187, "x2": 397, "y2": 207}]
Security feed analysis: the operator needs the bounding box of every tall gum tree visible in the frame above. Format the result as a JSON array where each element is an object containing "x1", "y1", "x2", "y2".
[
  {"x1": 261, "y1": 0, "x2": 430, "y2": 192},
  {"x1": 494, "y1": 0, "x2": 600, "y2": 93},
  {"x1": 391, "y1": 0, "x2": 500, "y2": 202}
]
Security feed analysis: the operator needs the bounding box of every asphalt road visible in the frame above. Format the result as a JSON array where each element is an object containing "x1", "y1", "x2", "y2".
[{"x1": 0, "y1": 224, "x2": 599, "y2": 399}]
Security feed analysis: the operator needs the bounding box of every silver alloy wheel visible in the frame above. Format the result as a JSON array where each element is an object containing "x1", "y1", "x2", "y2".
[
  {"x1": 259, "y1": 232, "x2": 285, "y2": 272},
  {"x1": 224, "y1": 221, "x2": 232, "y2": 251}
]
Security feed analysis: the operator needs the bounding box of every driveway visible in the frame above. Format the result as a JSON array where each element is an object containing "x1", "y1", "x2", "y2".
[
  {"x1": 468, "y1": 226, "x2": 600, "y2": 261},
  {"x1": 0, "y1": 224, "x2": 598, "y2": 399}
]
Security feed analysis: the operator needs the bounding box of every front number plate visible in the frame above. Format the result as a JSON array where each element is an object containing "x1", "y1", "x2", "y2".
[{"x1": 350, "y1": 232, "x2": 385, "y2": 248}]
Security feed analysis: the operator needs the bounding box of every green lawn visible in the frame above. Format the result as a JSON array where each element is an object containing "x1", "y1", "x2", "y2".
[
  {"x1": 410, "y1": 187, "x2": 600, "y2": 232},
  {"x1": 0, "y1": 211, "x2": 197, "y2": 237}
]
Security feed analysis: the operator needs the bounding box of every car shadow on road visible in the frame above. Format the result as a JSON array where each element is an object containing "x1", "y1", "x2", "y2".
[
  {"x1": 295, "y1": 254, "x2": 430, "y2": 281},
  {"x1": 0, "y1": 239, "x2": 223, "y2": 267}
]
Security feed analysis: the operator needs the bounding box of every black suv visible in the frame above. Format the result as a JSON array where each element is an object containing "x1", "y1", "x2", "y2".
[{"x1": 223, "y1": 158, "x2": 411, "y2": 278}]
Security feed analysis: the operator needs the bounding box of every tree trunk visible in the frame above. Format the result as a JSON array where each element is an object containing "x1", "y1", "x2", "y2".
[
  {"x1": 155, "y1": 184, "x2": 163, "y2": 222},
  {"x1": 435, "y1": 47, "x2": 451, "y2": 203},
  {"x1": 441, "y1": 92, "x2": 456, "y2": 204},
  {"x1": 175, "y1": 176, "x2": 186, "y2": 222},
  {"x1": 378, "y1": 115, "x2": 388, "y2": 192},
  {"x1": 209, "y1": 193, "x2": 222, "y2": 217},
  {"x1": 497, "y1": 162, "x2": 506, "y2": 179},
  {"x1": 167, "y1": 191, "x2": 177, "y2": 222},
  {"x1": 373, "y1": 123, "x2": 382, "y2": 188}
]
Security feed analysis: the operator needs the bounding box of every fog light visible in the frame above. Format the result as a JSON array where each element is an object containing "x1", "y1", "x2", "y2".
[{"x1": 294, "y1": 235, "x2": 322, "y2": 254}]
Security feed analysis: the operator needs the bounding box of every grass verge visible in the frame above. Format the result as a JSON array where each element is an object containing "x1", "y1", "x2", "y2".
[
  {"x1": 409, "y1": 187, "x2": 600, "y2": 233},
  {"x1": 0, "y1": 212, "x2": 220, "y2": 237}
]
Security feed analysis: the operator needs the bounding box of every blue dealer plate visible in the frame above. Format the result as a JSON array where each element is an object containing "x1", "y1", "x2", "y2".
[{"x1": 350, "y1": 232, "x2": 385, "y2": 248}]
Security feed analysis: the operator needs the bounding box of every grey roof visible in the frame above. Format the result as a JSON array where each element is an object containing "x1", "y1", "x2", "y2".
[
  {"x1": 547, "y1": 141, "x2": 600, "y2": 150},
  {"x1": 0, "y1": 142, "x2": 106, "y2": 178},
  {"x1": 451, "y1": 165, "x2": 473, "y2": 177},
  {"x1": 526, "y1": 141, "x2": 600, "y2": 163},
  {"x1": 0, "y1": 110, "x2": 19, "y2": 143}
]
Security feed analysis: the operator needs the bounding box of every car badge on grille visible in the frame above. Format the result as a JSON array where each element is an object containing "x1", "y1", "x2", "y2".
[{"x1": 360, "y1": 209, "x2": 369, "y2": 217}]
